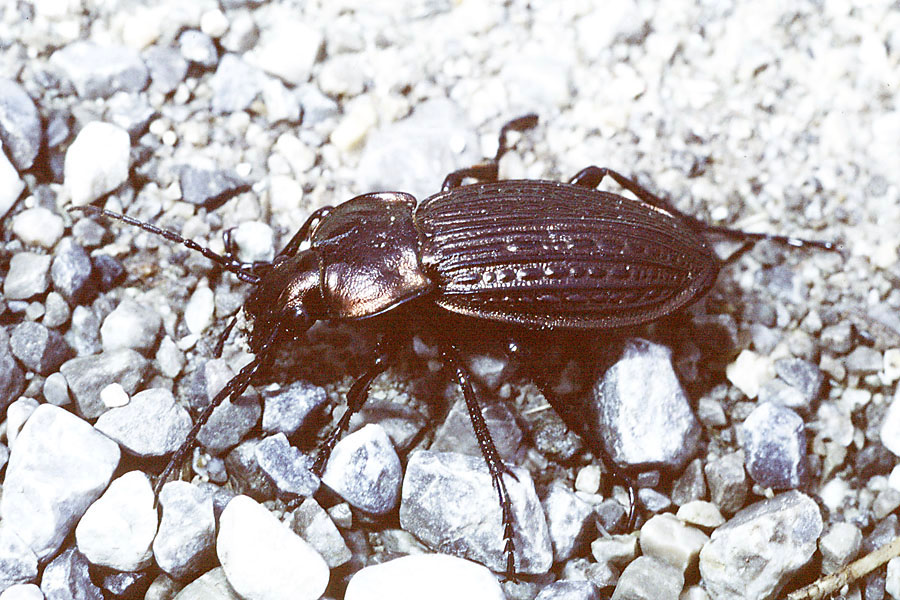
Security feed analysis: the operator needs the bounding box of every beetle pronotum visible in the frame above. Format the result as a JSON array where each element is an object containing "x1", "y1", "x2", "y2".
[{"x1": 71, "y1": 114, "x2": 836, "y2": 577}]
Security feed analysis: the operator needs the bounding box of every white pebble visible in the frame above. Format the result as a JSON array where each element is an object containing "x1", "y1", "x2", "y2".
[
  {"x1": 217, "y1": 495, "x2": 329, "y2": 600},
  {"x1": 883, "y1": 348, "x2": 900, "y2": 384},
  {"x1": 345, "y1": 554, "x2": 504, "y2": 600},
  {"x1": 726, "y1": 350, "x2": 773, "y2": 399},
  {"x1": 200, "y1": 9, "x2": 229, "y2": 38},
  {"x1": 184, "y1": 284, "x2": 215, "y2": 335},
  {"x1": 12, "y1": 207, "x2": 65, "y2": 248},
  {"x1": 231, "y1": 221, "x2": 275, "y2": 263},
  {"x1": 676, "y1": 501, "x2": 725, "y2": 529},
  {"x1": 0, "y1": 142, "x2": 24, "y2": 219},
  {"x1": 247, "y1": 16, "x2": 322, "y2": 85},
  {"x1": 330, "y1": 97, "x2": 377, "y2": 151},
  {"x1": 574, "y1": 464, "x2": 602, "y2": 494},
  {"x1": 100, "y1": 383, "x2": 130, "y2": 408},
  {"x1": 0, "y1": 583, "x2": 44, "y2": 600},
  {"x1": 65, "y1": 122, "x2": 130, "y2": 206},
  {"x1": 639, "y1": 513, "x2": 709, "y2": 573}
]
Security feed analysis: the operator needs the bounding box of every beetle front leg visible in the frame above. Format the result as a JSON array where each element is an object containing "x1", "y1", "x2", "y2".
[{"x1": 437, "y1": 336, "x2": 519, "y2": 579}]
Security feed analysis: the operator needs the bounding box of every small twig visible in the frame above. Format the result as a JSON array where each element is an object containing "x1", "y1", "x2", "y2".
[{"x1": 787, "y1": 535, "x2": 900, "y2": 600}]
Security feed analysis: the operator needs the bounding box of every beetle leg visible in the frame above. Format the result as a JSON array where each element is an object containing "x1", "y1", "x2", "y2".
[
  {"x1": 571, "y1": 166, "x2": 839, "y2": 252},
  {"x1": 311, "y1": 333, "x2": 399, "y2": 476},
  {"x1": 441, "y1": 114, "x2": 539, "y2": 191},
  {"x1": 276, "y1": 205, "x2": 334, "y2": 258},
  {"x1": 437, "y1": 337, "x2": 519, "y2": 578},
  {"x1": 221, "y1": 227, "x2": 276, "y2": 276}
]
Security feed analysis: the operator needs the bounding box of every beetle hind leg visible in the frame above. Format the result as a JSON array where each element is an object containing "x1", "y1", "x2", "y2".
[{"x1": 441, "y1": 114, "x2": 539, "y2": 191}]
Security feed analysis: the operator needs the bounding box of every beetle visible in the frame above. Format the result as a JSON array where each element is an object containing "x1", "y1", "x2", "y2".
[{"x1": 71, "y1": 114, "x2": 836, "y2": 577}]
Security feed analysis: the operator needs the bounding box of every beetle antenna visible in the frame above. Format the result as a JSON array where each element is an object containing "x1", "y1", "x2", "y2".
[{"x1": 69, "y1": 205, "x2": 260, "y2": 284}]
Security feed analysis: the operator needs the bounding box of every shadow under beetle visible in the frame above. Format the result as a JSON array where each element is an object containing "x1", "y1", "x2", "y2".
[{"x1": 71, "y1": 114, "x2": 837, "y2": 578}]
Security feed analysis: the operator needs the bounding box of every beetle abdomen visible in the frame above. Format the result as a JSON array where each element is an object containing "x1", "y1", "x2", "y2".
[{"x1": 415, "y1": 180, "x2": 720, "y2": 330}]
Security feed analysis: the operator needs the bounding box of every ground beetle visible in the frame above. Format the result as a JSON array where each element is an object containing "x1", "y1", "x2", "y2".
[{"x1": 71, "y1": 115, "x2": 836, "y2": 577}]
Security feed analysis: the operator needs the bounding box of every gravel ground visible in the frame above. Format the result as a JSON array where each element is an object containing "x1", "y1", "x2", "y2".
[{"x1": 1, "y1": 1, "x2": 899, "y2": 599}]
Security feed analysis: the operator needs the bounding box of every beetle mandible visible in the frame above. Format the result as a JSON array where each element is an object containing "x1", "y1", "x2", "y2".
[{"x1": 71, "y1": 114, "x2": 836, "y2": 577}]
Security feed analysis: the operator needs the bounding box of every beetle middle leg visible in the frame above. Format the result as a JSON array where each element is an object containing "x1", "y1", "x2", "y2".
[{"x1": 441, "y1": 114, "x2": 539, "y2": 191}]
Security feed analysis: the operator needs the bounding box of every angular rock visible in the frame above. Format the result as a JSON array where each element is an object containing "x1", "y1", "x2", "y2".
[
  {"x1": 0, "y1": 78, "x2": 41, "y2": 170},
  {"x1": 535, "y1": 581, "x2": 600, "y2": 600},
  {"x1": 153, "y1": 481, "x2": 216, "y2": 580},
  {"x1": 143, "y1": 46, "x2": 188, "y2": 95},
  {"x1": 100, "y1": 298, "x2": 162, "y2": 352},
  {"x1": 290, "y1": 498, "x2": 352, "y2": 569},
  {"x1": 94, "y1": 388, "x2": 191, "y2": 457},
  {"x1": 698, "y1": 491, "x2": 823, "y2": 600},
  {"x1": 193, "y1": 359, "x2": 261, "y2": 454},
  {"x1": 9, "y1": 321, "x2": 73, "y2": 376},
  {"x1": 1, "y1": 405, "x2": 120, "y2": 561},
  {"x1": 0, "y1": 141, "x2": 23, "y2": 220},
  {"x1": 345, "y1": 554, "x2": 504, "y2": 600},
  {"x1": 542, "y1": 483, "x2": 595, "y2": 562},
  {"x1": 638, "y1": 513, "x2": 708, "y2": 574},
  {"x1": 51, "y1": 237, "x2": 94, "y2": 304},
  {"x1": 322, "y1": 424, "x2": 402, "y2": 515},
  {"x1": 50, "y1": 41, "x2": 148, "y2": 99},
  {"x1": 399, "y1": 450, "x2": 552, "y2": 574},
  {"x1": 431, "y1": 396, "x2": 522, "y2": 463},
  {"x1": 177, "y1": 164, "x2": 249, "y2": 208},
  {"x1": 260, "y1": 380, "x2": 326, "y2": 436},
  {"x1": 254, "y1": 433, "x2": 320, "y2": 497},
  {"x1": 60, "y1": 349, "x2": 149, "y2": 419},
  {"x1": 0, "y1": 332, "x2": 26, "y2": 413},
  {"x1": 704, "y1": 452, "x2": 749, "y2": 515},
  {"x1": 592, "y1": 339, "x2": 700, "y2": 470},
  {"x1": 610, "y1": 556, "x2": 683, "y2": 600},
  {"x1": 0, "y1": 523, "x2": 38, "y2": 593},
  {"x1": 217, "y1": 496, "x2": 329, "y2": 600},
  {"x1": 741, "y1": 402, "x2": 807, "y2": 489},
  {"x1": 4, "y1": 252, "x2": 51, "y2": 300},
  {"x1": 64, "y1": 121, "x2": 130, "y2": 206},
  {"x1": 39, "y1": 546, "x2": 103, "y2": 600},
  {"x1": 171, "y1": 567, "x2": 240, "y2": 600},
  {"x1": 12, "y1": 207, "x2": 64, "y2": 248}
]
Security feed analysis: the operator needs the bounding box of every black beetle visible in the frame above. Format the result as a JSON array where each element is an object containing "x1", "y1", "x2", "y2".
[{"x1": 71, "y1": 114, "x2": 836, "y2": 577}]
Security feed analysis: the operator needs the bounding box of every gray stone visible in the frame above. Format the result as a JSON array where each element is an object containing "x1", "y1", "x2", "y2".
[
  {"x1": 0, "y1": 523, "x2": 38, "y2": 593},
  {"x1": 99, "y1": 571, "x2": 152, "y2": 599},
  {"x1": 194, "y1": 359, "x2": 261, "y2": 454},
  {"x1": 100, "y1": 298, "x2": 162, "y2": 352},
  {"x1": 820, "y1": 322, "x2": 853, "y2": 354},
  {"x1": 611, "y1": 556, "x2": 683, "y2": 600},
  {"x1": 60, "y1": 349, "x2": 149, "y2": 419},
  {"x1": 261, "y1": 380, "x2": 326, "y2": 436},
  {"x1": 431, "y1": 396, "x2": 522, "y2": 463},
  {"x1": 9, "y1": 321, "x2": 73, "y2": 375},
  {"x1": 535, "y1": 581, "x2": 600, "y2": 600},
  {"x1": 143, "y1": 46, "x2": 188, "y2": 95},
  {"x1": 153, "y1": 481, "x2": 216, "y2": 580},
  {"x1": 50, "y1": 41, "x2": 148, "y2": 99},
  {"x1": 542, "y1": 483, "x2": 595, "y2": 561},
  {"x1": 322, "y1": 424, "x2": 402, "y2": 515},
  {"x1": 106, "y1": 92, "x2": 154, "y2": 137},
  {"x1": 819, "y1": 522, "x2": 861, "y2": 574},
  {"x1": 704, "y1": 452, "x2": 749, "y2": 515},
  {"x1": 217, "y1": 496, "x2": 329, "y2": 600},
  {"x1": 91, "y1": 254, "x2": 125, "y2": 292},
  {"x1": 671, "y1": 458, "x2": 707, "y2": 506},
  {"x1": 74, "y1": 471, "x2": 157, "y2": 571},
  {"x1": 177, "y1": 164, "x2": 249, "y2": 207},
  {"x1": 65, "y1": 306, "x2": 102, "y2": 356},
  {"x1": 39, "y1": 547, "x2": 103, "y2": 600},
  {"x1": 399, "y1": 450, "x2": 552, "y2": 574},
  {"x1": 94, "y1": 388, "x2": 192, "y2": 457},
  {"x1": 345, "y1": 554, "x2": 505, "y2": 600},
  {"x1": 291, "y1": 498, "x2": 352, "y2": 569},
  {"x1": 0, "y1": 331, "x2": 25, "y2": 413},
  {"x1": 593, "y1": 339, "x2": 700, "y2": 470},
  {"x1": 774, "y1": 358, "x2": 823, "y2": 405},
  {"x1": 0, "y1": 405, "x2": 120, "y2": 561},
  {"x1": 698, "y1": 491, "x2": 823, "y2": 600},
  {"x1": 0, "y1": 78, "x2": 40, "y2": 170},
  {"x1": 209, "y1": 54, "x2": 264, "y2": 114},
  {"x1": 741, "y1": 402, "x2": 807, "y2": 489},
  {"x1": 353, "y1": 399, "x2": 427, "y2": 452},
  {"x1": 254, "y1": 433, "x2": 320, "y2": 497},
  {"x1": 224, "y1": 439, "x2": 277, "y2": 500},
  {"x1": 4, "y1": 252, "x2": 51, "y2": 300},
  {"x1": 845, "y1": 346, "x2": 883, "y2": 375}
]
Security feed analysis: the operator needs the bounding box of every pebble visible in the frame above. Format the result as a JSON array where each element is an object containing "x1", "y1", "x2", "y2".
[
  {"x1": 0, "y1": 78, "x2": 41, "y2": 170},
  {"x1": 534, "y1": 581, "x2": 600, "y2": 600},
  {"x1": 193, "y1": 359, "x2": 261, "y2": 454},
  {"x1": 322, "y1": 424, "x2": 402, "y2": 515},
  {"x1": 177, "y1": 164, "x2": 249, "y2": 207},
  {"x1": 740, "y1": 402, "x2": 807, "y2": 489},
  {"x1": 819, "y1": 521, "x2": 861, "y2": 574},
  {"x1": 820, "y1": 322, "x2": 853, "y2": 355},
  {"x1": 261, "y1": 380, "x2": 326, "y2": 436},
  {"x1": 329, "y1": 96, "x2": 377, "y2": 151},
  {"x1": 217, "y1": 495, "x2": 329, "y2": 600},
  {"x1": 0, "y1": 333, "x2": 25, "y2": 411},
  {"x1": 0, "y1": 405, "x2": 120, "y2": 561},
  {"x1": 172, "y1": 567, "x2": 239, "y2": 600},
  {"x1": 64, "y1": 305, "x2": 102, "y2": 357},
  {"x1": 773, "y1": 357, "x2": 823, "y2": 405},
  {"x1": 5, "y1": 398, "x2": 38, "y2": 448},
  {"x1": 254, "y1": 433, "x2": 320, "y2": 497},
  {"x1": 356, "y1": 99, "x2": 481, "y2": 201},
  {"x1": 542, "y1": 483, "x2": 596, "y2": 562},
  {"x1": 4, "y1": 252, "x2": 51, "y2": 300},
  {"x1": 209, "y1": 54, "x2": 264, "y2": 114},
  {"x1": 676, "y1": 501, "x2": 726, "y2": 529},
  {"x1": 143, "y1": 46, "x2": 189, "y2": 95},
  {"x1": 704, "y1": 452, "x2": 749, "y2": 515},
  {"x1": 224, "y1": 439, "x2": 277, "y2": 500},
  {"x1": 64, "y1": 121, "x2": 130, "y2": 206},
  {"x1": 887, "y1": 557, "x2": 900, "y2": 599},
  {"x1": 261, "y1": 77, "x2": 301, "y2": 123},
  {"x1": 610, "y1": 556, "x2": 683, "y2": 600},
  {"x1": 179, "y1": 30, "x2": 218, "y2": 68},
  {"x1": 184, "y1": 285, "x2": 215, "y2": 335},
  {"x1": 399, "y1": 450, "x2": 552, "y2": 574},
  {"x1": 229, "y1": 221, "x2": 274, "y2": 263},
  {"x1": 246, "y1": 15, "x2": 322, "y2": 85},
  {"x1": 220, "y1": 13, "x2": 258, "y2": 53},
  {"x1": 638, "y1": 513, "x2": 709, "y2": 574},
  {"x1": 153, "y1": 481, "x2": 216, "y2": 580},
  {"x1": 100, "y1": 298, "x2": 162, "y2": 352},
  {"x1": 345, "y1": 554, "x2": 504, "y2": 600},
  {"x1": 50, "y1": 41, "x2": 149, "y2": 99},
  {"x1": 94, "y1": 388, "x2": 191, "y2": 457},
  {"x1": 75, "y1": 471, "x2": 157, "y2": 571},
  {"x1": 101, "y1": 570, "x2": 152, "y2": 599},
  {"x1": 59, "y1": 349, "x2": 150, "y2": 419},
  {"x1": 698, "y1": 491, "x2": 823, "y2": 600},
  {"x1": 574, "y1": 465, "x2": 602, "y2": 495},
  {"x1": 12, "y1": 207, "x2": 64, "y2": 248},
  {"x1": 726, "y1": 350, "x2": 772, "y2": 399},
  {"x1": 671, "y1": 458, "x2": 707, "y2": 506},
  {"x1": 0, "y1": 524, "x2": 38, "y2": 592},
  {"x1": 590, "y1": 533, "x2": 639, "y2": 569},
  {"x1": 42, "y1": 291, "x2": 71, "y2": 328},
  {"x1": 156, "y1": 335, "x2": 186, "y2": 378},
  {"x1": 39, "y1": 547, "x2": 103, "y2": 600},
  {"x1": 592, "y1": 339, "x2": 701, "y2": 470},
  {"x1": 0, "y1": 141, "x2": 24, "y2": 220},
  {"x1": 431, "y1": 396, "x2": 522, "y2": 463},
  {"x1": 0, "y1": 583, "x2": 43, "y2": 600},
  {"x1": 845, "y1": 346, "x2": 883, "y2": 375},
  {"x1": 90, "y1": 254, "x2": 125, "y2": 292},
  {"x1": 290, "y1": 498, "x2": 352, "y2": 569},
  {"x1": 107, "y1": 92, "x2": 155, "y2": 137},
  {"x1": 10, "y1": 321, "x2": 73, "y2": 376}
]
